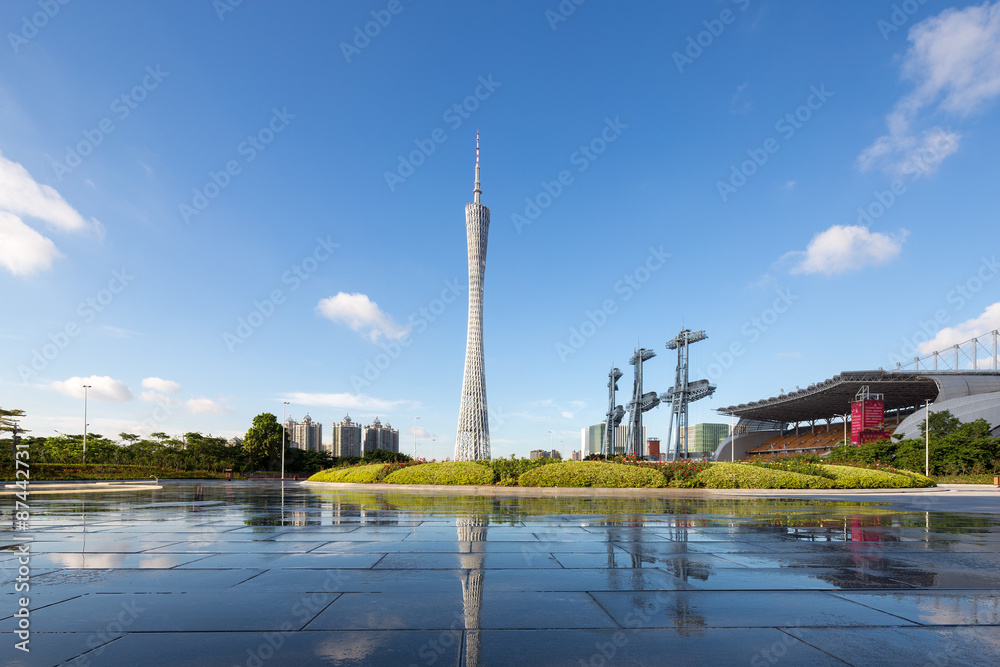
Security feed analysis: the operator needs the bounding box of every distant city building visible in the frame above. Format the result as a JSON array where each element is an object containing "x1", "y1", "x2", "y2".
[
  {"x1": 679, "y1": 423, "x2": 732, "y2": 459},
  {"x1": 615, "y1": 423, "x2": 645, "y2": 456},
  {"x1": 647, "y1": 438, "x2": 661, "y2": 460},
  {"x1": 581, "y1": 423, "x2": 646, "y2": 457},
  {"x1": 332, "y1": 414, "x2": 363, "y2": 458},
  {"x1": 364, "y1": 417, "x2": 400, "y2": 454},
  {"x1": 580, "y1": 424, "x2": 605, "y2": 458},
  {"x1": 285, "y1": 414, "x2": 323, "y2": 452},
  {"x1": 551, "y1": 449, "x2": 560, "y2": 460},
  {"x1": 529, "y1": 449, "x2": 550, "y2": 460},
  {"x1": 570, "y1": 450, "x2": 581, "y2": 461}
]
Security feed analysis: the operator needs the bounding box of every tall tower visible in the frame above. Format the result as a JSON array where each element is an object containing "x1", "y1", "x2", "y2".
[{"x1": 455, "y1": 131, "x2": 491, "y2": 461}]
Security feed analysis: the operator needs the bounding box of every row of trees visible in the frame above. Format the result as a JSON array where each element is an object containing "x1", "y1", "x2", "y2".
[
  {"x1": 0, "y1": 409, "x2": 369, "y2": 475},
  {"x1": 827, "y1": 411, "x2": 1000, "y2": 476}
]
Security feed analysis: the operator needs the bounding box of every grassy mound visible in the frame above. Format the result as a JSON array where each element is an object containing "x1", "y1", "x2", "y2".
[
  {"x1": 383, "y1": 462, "x2": 493, "y2": 486},
  {"x1": 696, "y1": 463, "x2": 835, "y2": 489},
  {"x1": 823, "y1": 465, "x2": 935, "y2": 489},
  {"x1": 308, "y1": 464, "x2": 387, "y2": 484},
  {"x1": 518, "y1": 461, "x2": 666, "y2": 488}
]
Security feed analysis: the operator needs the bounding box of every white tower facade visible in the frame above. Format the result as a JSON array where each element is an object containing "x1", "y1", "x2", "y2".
[{"x1": 455, "y1": 132, "x2": 491, "y2": 461}]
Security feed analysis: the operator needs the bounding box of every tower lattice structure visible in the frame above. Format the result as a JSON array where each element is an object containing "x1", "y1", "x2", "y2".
[{"x1": 455, "y1": 131, "x2": 491, "y2": 461}]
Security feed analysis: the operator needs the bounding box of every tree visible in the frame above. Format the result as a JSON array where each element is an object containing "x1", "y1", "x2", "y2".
[
  {"x1": 119, "y1": 432, "x2": 140, "y2": 445},
  {"x1": 1, "y1": 407, "x2": 26, "y2": 433},
  {"x1": 242, "y1": 413, "x2": 283, "y2": 470}
]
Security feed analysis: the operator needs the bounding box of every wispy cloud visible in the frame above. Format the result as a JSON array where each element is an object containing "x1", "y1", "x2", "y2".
[
  {"x1": 142, "y1": 377, "x2": 181, "y2": 394},
  {"x1": 858, "y1": 2, "x2": 1000, "y2": 175},
  {"x1": 316, "y1": 292, "x2": 410, "y2": 342},
  {"x1": 917, "y1": 302, "x2": 1000, "y2": 354},
  {"x1": 51, "y1": 375, "x2": 132, "y2": 402},
  {"x1": 784, "y1": 225, "x2": 907, "y2": 276},
  {"x1": 283, "y1": 391, "x2": 411, "y2": 413},
  {"x1": 185, "y1": 397, "x2": 228, "y2": 415}
]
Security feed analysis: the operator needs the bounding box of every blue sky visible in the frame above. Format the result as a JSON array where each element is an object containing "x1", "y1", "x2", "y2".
[{"x1": 2, "y1": 0, "x2": 999, "y2": 458}]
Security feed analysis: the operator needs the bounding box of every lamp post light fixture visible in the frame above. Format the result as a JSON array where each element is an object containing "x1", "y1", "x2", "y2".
[
  {"x1": 82, "y1": 384, "x2": 92, "y2": 465},
  {"x1": 413, "y1": 416, "x2": 421, "y2": 459},
  {"x1": 282, "y1": 401, "x2": 289, "y2": 480}
]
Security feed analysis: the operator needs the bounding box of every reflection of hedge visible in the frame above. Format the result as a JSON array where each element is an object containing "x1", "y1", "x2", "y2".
[
  {"x1": 383, "y1": 462, "x2": 494, "y2": 486},
  {"x1": 695, "y1": 463, "x2": 835, "y2": 489},
  {"x1": 518, "y1": 461, "x2": 665, "y2": 488},
  {"x1": 823, "y1": 465, "x2": 935, "y2": 489},
  {"x1": 308, "y1": 464, "x2": 387, "y2": 484}
]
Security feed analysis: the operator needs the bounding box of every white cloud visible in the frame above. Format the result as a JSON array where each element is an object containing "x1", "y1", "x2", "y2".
[
  {"x1": 0, "y1": 152, "x2": 99, "y2": 277},
  {"x1": 51, "y1": 375, "x2": 132, "y2": 402},
  {"x1": 185, "y1": 397, "x2": 227, "y2": 415},
  {"x1": 917, "y1": 302, "x2": 1000, "y2": 354},
  {"x1": 283, "y1": 391, "x2": 410, "y2": 413},
  {"x1": 0, "y1": 152, "x2": 93, "y2": 232},
  {"x1": 858, "y1": 2, "x2": 1000, "y2": 174},
  {"x1": 316, "y1": 292, "x2": 410, "y2": 342},
  {"x1": 139, "y1": 390, "x2": 171, "y2": 403},
  {"x1": 0, "y1": 211, "x2": 62, "y2": 276},
  {"x1": 142, "y1": 377, "x2": 181, "y2": 394},
  {"x1": 786, "y1": 225, "x2": 907, "y2": 276}
]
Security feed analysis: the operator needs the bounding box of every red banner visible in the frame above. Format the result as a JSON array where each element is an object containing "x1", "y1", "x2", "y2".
[{"x1": 851, "y1": 400, "x2": 886, "y2": 445}]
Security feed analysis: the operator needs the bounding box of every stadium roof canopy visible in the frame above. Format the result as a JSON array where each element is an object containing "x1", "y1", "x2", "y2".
[{"x1": 717, "y1": 370, "x2": 1000, "y2": 424}]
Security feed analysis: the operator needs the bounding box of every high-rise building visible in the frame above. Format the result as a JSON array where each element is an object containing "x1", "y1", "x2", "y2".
[
  {"x1": 364, "y1": 417, "x2": 400, "y2": 454},
  {"x1": 580, "y1": 424, "x2": 605, "y2": 458},
  {"x1": 332, "y1": 414, "x2": 363, "y2": 458},
  {"x1": 529, "y1": 449, "x2": 550, "y2": 460},
  {"x1": 455, "y1": 132, "x2": 491, "y2": 462},
  {"x1": 285, "y1": 414, "x2": 323, "y2": 452},
  {"x1": 680, "y1": 423, "x2": 732, "y2": 459}
]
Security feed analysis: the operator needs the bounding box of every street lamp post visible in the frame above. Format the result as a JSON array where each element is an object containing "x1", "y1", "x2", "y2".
[
  {"x1": 548, "y1": 430, "x2": 553, "y2": 456},
  {"x1": 82, "y1": 384, "x2": 91, "y2": 464},
  {"x1": 413, "y1": 416, "x2": 420, "y2": 459},
  {"x1": 282, "y1": 401, "x2": 289, "y2": 480},
  {"x1": 925, "y1": 400, "x2": 932, "y2": 477}
]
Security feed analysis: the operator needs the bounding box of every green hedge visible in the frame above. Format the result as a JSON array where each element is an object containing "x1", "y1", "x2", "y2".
[
  {"x1": 695, "y1": 463, "x2": 835, "y2": 489},
  {"x1": 518, "y1": 461, "x2": 665, "y2": 488},
  {"x1": 308, "y1": 464, "x2": 387, "y2": 484},
  {"x1": 383, "y1": 462, "x2": 493, "y2": 486},
  {"x1": 823, "y1": 465, "x2": 935, "y2": 489},
  {"x1": 483, "y1": 457, "x2": 554, "y2": 485}
]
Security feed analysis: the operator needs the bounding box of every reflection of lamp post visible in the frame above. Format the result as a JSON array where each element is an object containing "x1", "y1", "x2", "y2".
[
  {"x1": 282, "y1": 401, "x2": 289, "y2": 480},
  {"x1": 82, "y1": 384, "x2": 92, "y2": 464},
  {"x1": 413, "y1": 416, "x2": 420, "y2": 459}
]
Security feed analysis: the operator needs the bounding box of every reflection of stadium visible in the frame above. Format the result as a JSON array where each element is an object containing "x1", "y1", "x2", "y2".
[{"x1": 714, "y1": 370, "x2": 1000, "y2": 460}]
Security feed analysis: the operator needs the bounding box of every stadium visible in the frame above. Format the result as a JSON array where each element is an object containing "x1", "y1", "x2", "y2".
[{"x1": 711, "y1": 332, "x2": 1000, "y2": 461}]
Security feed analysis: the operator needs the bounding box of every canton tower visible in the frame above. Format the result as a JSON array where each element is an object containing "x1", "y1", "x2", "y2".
[{"x1": 454, "y1": 131, "x2": 491, "y2": 461}]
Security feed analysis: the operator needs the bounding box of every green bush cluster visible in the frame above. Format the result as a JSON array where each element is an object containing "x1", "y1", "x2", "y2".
[
  {"x1": 382, "y1": 462, "x2": 494, "y2": 485},
  {"x1": 308, "y1": 463, "x2": 388, "y2": 484},
  {"x1": 746, "y1": 458, "x2": 835, "y2": 479},
  {"x1": 822, "y1": 465, "x2": 935, "y2": 489},
  {"x1": 482, "y1": 456, "x2": 554, "y2": 485},
  {"x1": 695, "y1": 463, "x2": 835, "y2": 489},
  {"x1": 517, "y1": 461, "x2": 665, "y2": 488}
]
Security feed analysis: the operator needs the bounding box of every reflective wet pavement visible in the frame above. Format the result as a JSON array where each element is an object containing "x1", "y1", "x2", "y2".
[{"x1": 2, "y1": 481, "x2": 999, "y2": 666}]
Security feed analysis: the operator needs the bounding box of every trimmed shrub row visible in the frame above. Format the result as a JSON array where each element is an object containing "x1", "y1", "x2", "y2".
[
  {"x1": 503, "y1": 461, "x2": 665, "y2": 488},
  {"x1": 307, "y1": 460, "x2": 936, "y2": 489},
  {"x1": 695, "y1": 463, "x2": 835, "y2": 489}
]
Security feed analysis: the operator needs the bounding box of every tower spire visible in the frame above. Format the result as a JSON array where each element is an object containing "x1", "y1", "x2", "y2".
[{"x1": 473, "y1": 130, "x2": 481, "y2": 204}]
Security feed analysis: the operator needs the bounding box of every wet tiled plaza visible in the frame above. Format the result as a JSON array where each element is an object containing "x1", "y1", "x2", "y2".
[{"x1": 3, "y1": 481, "x2": 1000, "y2": 666}]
